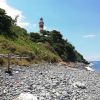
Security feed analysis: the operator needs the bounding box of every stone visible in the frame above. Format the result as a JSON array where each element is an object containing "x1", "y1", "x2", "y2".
[
  {"x1": 14, "y1": 93, "x2": 37, "y2": 100},
  {"x1": 15, "y1": 71, "x2": 19, "y2": 74},
  {"x1": 73, "y1": 82, "x2": 86, "y2": 89},
  {"x1": 85, "y1": 66, "x2": 94, "y2": 71}
]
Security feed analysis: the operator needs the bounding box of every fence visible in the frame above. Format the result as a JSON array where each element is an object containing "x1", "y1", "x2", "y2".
[{"x1": 0, "y1": 53, "x2": 30, "y2": 75}]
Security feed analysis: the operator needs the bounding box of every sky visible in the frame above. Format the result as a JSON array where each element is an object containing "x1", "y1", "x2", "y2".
[{"x1": 0, "y1": 0, "x2": 100, "y2": 61}]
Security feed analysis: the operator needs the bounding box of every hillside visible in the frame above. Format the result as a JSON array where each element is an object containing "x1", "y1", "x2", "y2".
[
  {"x1": 0, "y1": 29, "x2": 61, "y2": 64},
  {"x1": 0, "y1": 8, "x2": 87, "y2": 65}
]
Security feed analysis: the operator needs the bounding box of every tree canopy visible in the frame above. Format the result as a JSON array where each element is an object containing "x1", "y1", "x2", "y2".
[{"x1": 0, "y1": 8, "x2": 13, "y2": 34}]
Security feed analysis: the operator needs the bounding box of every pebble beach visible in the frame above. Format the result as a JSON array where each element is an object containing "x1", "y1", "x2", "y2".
[{"x1": 0, "y1": 63, "x2": 100, "y2": 100}]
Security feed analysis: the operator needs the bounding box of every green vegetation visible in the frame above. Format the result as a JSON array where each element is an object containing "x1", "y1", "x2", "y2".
[
  {"x1": 30, "y1": 30, "x2": 87, "y2": 63},
  {"x1": 0, "y1": 8, "x2": 88, "y2": 65}
]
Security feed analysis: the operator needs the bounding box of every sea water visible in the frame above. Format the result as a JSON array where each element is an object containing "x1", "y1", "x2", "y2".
[{"x1": 90, "y1": 61, "x2": 100, "y2": 72}]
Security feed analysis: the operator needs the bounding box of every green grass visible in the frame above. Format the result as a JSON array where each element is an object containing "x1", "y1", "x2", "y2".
[{"x1": 0, "y1": 35, "x2": 61, "y2": 64}]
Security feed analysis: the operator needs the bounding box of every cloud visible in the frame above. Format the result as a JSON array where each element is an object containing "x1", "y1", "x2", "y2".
[
  {"x1": 83, "y1": 34, "x2": 96, "y2": 39},
  {"x1": 0, "y1": 0, "x2": 30, "y2": 28},
  {"x1": 44, "y1": 26, "x2": 52, "y2": 31},
  {"x1": 85, "y1": 55, "x2": 100, "y2": 61}
]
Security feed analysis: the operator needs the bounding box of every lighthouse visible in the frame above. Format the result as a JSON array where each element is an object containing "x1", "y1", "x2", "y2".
[{"x1": 39, "y1": 17, "x2": 44, "y2": 32}]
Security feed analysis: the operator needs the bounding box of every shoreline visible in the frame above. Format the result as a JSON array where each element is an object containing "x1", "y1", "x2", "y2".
[{"x1": 0, "y1": 61, "x2": 95, "y2": 72}]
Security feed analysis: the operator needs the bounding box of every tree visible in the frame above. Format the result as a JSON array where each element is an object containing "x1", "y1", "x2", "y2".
[
  {"x1": 40, "y1": 30, "x2": 49, "y2": 36},
  {"x1": 0, "y1": 8, "x2": 6, "y2": 15},
  {"x1": 30, "y1": 32, "x2": 41, "y2": 42},
  {"x1": 49, "y1": 30, "x2": 63, "y2": 43},
  {"x1": 13, "y1": 15, "x2": 19, "y2": 25},
  {"x1": 0, "y1": 8, "x2": 13, "y2": 35}
]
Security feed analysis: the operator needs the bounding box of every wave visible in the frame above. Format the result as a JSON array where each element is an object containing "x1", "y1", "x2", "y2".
[
  {"x1": 85, "y1": 62, "x2": 95, "y2": 71},
  {"x1": 88, "y1": 61, "x2": 100, "y2": 72}
]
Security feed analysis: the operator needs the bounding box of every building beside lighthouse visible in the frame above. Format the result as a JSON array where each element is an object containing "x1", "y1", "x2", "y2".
[{"x1": 39, "y1": 17, "x2": 44, "y2": 32}]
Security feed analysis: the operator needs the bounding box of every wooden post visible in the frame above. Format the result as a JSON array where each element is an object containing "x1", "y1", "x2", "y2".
[
  {"x1": 5, "y1": 53, "x2": 12, "y2": 75},
  {"x1": 7, "y1": 53, "x2": 10, "y2": 72}
]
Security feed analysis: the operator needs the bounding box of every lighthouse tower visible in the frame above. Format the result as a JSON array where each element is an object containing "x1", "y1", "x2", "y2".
[{"x1": 39, "y1": 17, "x2": 44, "y2": 32}]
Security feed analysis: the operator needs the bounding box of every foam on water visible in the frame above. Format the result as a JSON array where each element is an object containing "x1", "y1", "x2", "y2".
[{"x1": 89, "y1": 61, "x2": 100, "y2": 72}]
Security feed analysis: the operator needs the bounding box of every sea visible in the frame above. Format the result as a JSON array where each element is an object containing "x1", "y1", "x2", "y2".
[{"x1": 90, "y1": 61, "x2": 100, "y2": 72}]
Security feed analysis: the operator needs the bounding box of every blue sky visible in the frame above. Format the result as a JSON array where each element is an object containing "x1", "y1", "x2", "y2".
[{"x1": 0, "y1": 0, "x2": 100, "y2": 61}]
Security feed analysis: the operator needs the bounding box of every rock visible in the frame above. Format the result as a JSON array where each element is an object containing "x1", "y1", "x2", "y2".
[
  {"x1": 73, "y1": 82, "x2": 86, "y2": 89},
  {"x1": 14, "y1": 93, "x2": 37, "y2": 100},
  {"x1": 3, "y1": 88, "x2": 8, "y2": 94},
  {"x1": 55, "y1": 92, "x2": 60, "y2": 96},
  {"x1": 52, "y1": 89, "x2": 56, "y2": 93},
  {"x1": 85, "y1": 66, "x2": 94, "y2": 71},
  {"x1": 15, "y1": 71, "x2": 19, "y2": 74}
]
